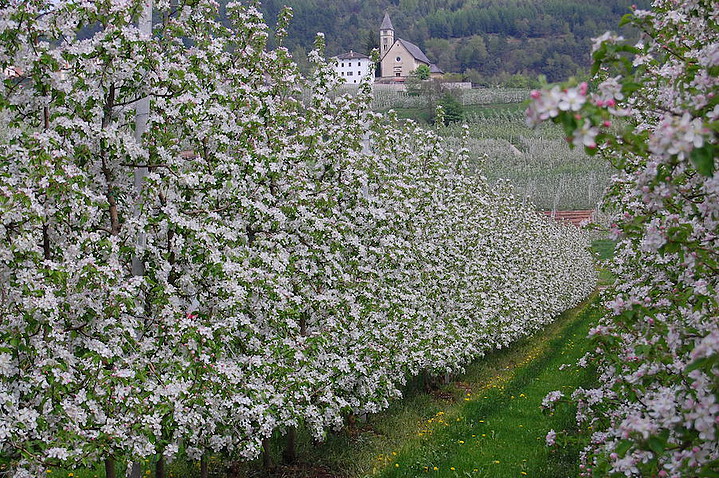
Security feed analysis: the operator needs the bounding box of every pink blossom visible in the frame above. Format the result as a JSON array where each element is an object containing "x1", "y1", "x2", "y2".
[{"x1": 545, "y1": 429, "x2": 557, "y2": 446}]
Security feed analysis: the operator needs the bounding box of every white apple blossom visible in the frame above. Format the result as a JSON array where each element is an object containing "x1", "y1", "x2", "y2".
[
  {"x1": 559, "y1": 87, "x2": 586, "y2": 112},
  {"x1": 530, "y1": 1, "x2": 719, "y2": 476},
  {"x1": 572, "y1": 120, "x2": 599, "y2": 148},
  {"x1": 0, "y1": 0, "x2": 597, "y2": 474},
  {"x1": 546, "y1": 429, "x2": 557, "y2": 446}
]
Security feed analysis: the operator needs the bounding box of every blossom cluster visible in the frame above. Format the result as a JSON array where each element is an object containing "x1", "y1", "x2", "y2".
[
  {"x1": 530, "y1": 1, "x2": 719, "y2": 476},
  {"x1": 0, "y1": 1, "x2": 596, "y2": 475}
]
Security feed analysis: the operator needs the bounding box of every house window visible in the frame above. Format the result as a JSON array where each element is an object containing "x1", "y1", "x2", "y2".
[
  {"x1": 348, "y1": 71, "x2": 353, "y2": 76},
  {"x1": 341, "y1": 62, "x2": 344, "y2": 67},
  {"x1": 396, "y1": 56, "x2": 401, "y2": 62},
  {"x1": 358, "y1": 71, "x2": 361, "y2": 76},
  {"x1": 396, "y1": 72, "x2": 401, "y2": 77}
]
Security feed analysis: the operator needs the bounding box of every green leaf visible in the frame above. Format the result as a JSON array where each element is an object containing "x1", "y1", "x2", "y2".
[
  {"x1": 615, "y1": 45, "x2": 640, "y2": 55},
  {"x1": 686, "y1": 354, "x2": 717, "y2": 373},
  {"x1": 619, "y1": 13, "x2": 635, "y2": 27},
  {"x1": 647, "y1": 436, "x2": 665, "y2": 455},
  {"x1": 690, "y1": 145, "x2": 715, "y2": 176},
  {"x1": 561, "y1": 114, "x2": 578, "y2": 137},
  {"x1": 615, "y1": 439, "x2": 633, "y2": 456},
  {"x1": 622, "y1": 82, "x2": 642, "y2": 95},
  {"x1": 591, "y1": 46, "x2": 607, "y2": 76}
]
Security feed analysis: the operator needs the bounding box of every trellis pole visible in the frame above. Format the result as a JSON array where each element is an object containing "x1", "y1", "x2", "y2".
[
  {"x1": 131, "y1": 0, "x2": 152, "y2": 277},
  {"x1": 129, "y1": 3, "x2": 152, "y2": 477}
]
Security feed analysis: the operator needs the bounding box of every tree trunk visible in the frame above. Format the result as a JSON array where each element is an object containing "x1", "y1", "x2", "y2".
[
  {"x1": 128, "y1": 462, "x2": 141, "y2": 478},
  {"x1": 282, "y1": 427, "x2": 297, "y2": 464},
  {"x1": 200, "y1": 455, "x2": 209, "y2": 478},
  {"x1": 422, "y1": 371, "x2": 432, "y2": 392},
  {"x1": 225, "y1": 461, "x2": 241, "y2": 478},
  {"x1": 155, "y1": 455, "x2": 165, "y2": 478},
  {"x1": 104, "y1": 457, "x2": 116, "y2": 478},
  {"x1": 262, "y1": 437, "x2": 273, "y2": 469}
]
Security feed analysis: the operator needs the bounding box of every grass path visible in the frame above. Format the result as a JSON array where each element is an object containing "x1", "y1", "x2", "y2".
[
  {"x1": 372, "y1": 296, "x2": 600, "y2": 478},
  {"x1": 286, "y1": 294, "x2": 601, "y2": 478}
]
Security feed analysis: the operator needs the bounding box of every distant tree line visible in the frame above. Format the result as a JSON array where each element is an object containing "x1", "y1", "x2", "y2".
[{"x1": 246, "y1": 0, "x2": 650, "y2": 84}]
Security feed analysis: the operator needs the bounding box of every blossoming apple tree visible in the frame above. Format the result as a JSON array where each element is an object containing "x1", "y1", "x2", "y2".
[
  {"x1": 528, "y1": 0, "x2": 718, "y2": 475},
  {"x1": 1, "y1": 0, "x2": 596, "y2": 475}
]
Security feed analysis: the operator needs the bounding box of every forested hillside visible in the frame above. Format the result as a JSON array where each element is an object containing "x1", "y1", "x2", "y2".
[{"x1": 250, "y1": 0, "x2": 649, "y2": 84}]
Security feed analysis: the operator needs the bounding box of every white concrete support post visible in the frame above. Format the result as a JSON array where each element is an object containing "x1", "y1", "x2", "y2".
[
  {"x1": 131, "y1": 0, "x2": 152, "y2": 277},
  {"x1": 130, "y1": 7, "x2": 152, "y2": 478}
]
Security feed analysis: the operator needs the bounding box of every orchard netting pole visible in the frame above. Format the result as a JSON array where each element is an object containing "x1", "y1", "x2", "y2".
[
  {"x1": 132, "y1": 0, "x2": 152, "y2": 277},
  {"x1": 129, "y1": 3, "x2": 152, "y2": 478}
]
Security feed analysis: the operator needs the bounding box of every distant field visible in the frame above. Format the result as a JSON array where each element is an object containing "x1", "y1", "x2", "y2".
[
  {"x1": 441, "y1": 109, "x2": 614, "y2": 211},
  {"x1": 374, "y1": 94, "x2": 614, "y2": 211}
]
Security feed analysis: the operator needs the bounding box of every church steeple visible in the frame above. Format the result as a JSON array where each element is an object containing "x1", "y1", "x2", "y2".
[{"x1": 380, "y1": 13, "x2": 394, "y2": 58}]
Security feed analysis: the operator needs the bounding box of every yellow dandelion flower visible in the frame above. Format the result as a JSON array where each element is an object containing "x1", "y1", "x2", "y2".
[
  {"x1": 493, "y1": 460, "x2": 500, "y2": 464},
  {"x1": 433, "y1": 466, "x2": 439, "y2": 471},
  {"x1": 395, "y1": 464, "x2": 399, "y2": 468},
  {"x1": 458, "y1": 440, "x2": 464, "y2": 444},
  {"x1": 450, "y1": 467, "x2": 455, "y2": 471},
  {"x1": 521, "y1": 472, "x2": 528, "y2": 476}
]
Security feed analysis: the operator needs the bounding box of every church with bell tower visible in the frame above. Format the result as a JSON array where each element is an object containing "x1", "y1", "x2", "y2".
[
  {"x1": 378, "y1": 13, "x2": 443, "y2": 80},
  {"x1": 380, "y1": 13, "x2": 395, "y2": 58},
  {"x1": 332, "y1": 12, "x2": 443, "y2": 84}
]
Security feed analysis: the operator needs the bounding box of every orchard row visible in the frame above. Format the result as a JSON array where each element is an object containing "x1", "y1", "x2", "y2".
[{"x1": 0, "y1": 1, "x2": 597, "y2": 476}]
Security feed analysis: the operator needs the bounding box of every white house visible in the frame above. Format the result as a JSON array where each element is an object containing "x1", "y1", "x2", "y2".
[{"x1": 333, "y1": 51, "x2": 373, "y2": 84}]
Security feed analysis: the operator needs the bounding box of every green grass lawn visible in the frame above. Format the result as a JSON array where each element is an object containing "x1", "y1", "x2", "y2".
[
  {"x1": 370, "y1": 297, "x2": 600, "y2": 478},
  {"x1": 591, "y1": 239, "x2": 616, "y2": 262},
  {"x1": 592, "y1": 239, "x2": 616, "y2": 287}
]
